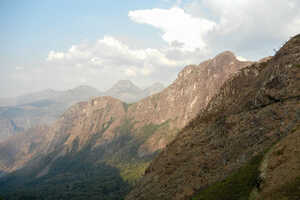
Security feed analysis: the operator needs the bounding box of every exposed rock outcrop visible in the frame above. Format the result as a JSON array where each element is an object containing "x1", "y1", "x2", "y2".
[{"x1": 126, "y1": 35, "x2": 300, "y2": 200}]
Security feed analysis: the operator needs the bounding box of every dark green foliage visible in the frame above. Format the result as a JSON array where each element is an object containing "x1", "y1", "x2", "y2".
[
  {"x1": 0, "y1": 152, "x2": 130, "y2": 200},
  {"x1": 192, "y1": 154, "x2": 263, "y2": 200}
]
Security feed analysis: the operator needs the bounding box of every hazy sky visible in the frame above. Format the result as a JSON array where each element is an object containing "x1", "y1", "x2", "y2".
[{"x1": 1, "y1": 0, "x2": 300, "y2": 98}]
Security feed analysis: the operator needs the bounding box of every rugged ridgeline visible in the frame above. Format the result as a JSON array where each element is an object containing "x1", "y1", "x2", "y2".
[
  {"x1": 126, "y1": 35, "x2": 300, "y2": 200},
  {"x1": 0, "y1": 52, "x2": 251, "y2": 200},
  {"x1": 0, "y1": 82, "x2": 163, "y2": 142}
]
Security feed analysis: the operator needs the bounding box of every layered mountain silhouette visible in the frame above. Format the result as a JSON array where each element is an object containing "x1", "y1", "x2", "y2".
[
  {"x1": 0, "y1": 51, "x2": 251, "y2": 199},
  {"x1": 0, "y1": 82, "x2": 164, "y2": 141},
  {"x1": 126, "y1": 34, "x2": 300, "y2": 200}
]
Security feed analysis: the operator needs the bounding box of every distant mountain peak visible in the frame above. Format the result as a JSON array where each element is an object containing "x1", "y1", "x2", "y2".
[
  {"x1": 108, "y1": 80, "x2": 141, "y2": 93},
  {"x1": 113, "y1": 80, "x2": 139, "y2": 88}
]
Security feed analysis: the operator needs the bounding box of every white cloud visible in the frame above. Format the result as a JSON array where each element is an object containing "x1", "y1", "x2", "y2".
[
  {"x1": 129, "y1": 0, "x2": 300, "y2": 59},
  {"x1": 44, "y1": 35, "x2": 201, "y2": 91},
  {"x1": 46, "y1": 35, "x2": 197, "y2": 74},
  {"x1": 5, "y1": 0, "x2": 300, "y2": 97},
  {"x1": 184, "y1": 0, "x2": 300, "y2": 58},
  {"x1": 47, "y1": 51, "x2": 65, "y2": 61},
  {"x1": 236, "y1": 56, "x2": 248, "y2": 62},
  {"x1": 129, "y1": 7, "x2": 216, "y2": 51},
  {"x1": 125, "y1": 68, "x2": 137, "y2": 77}
]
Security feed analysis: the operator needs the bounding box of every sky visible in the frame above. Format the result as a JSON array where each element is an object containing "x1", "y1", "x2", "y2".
[{"x1": 1, "y1": 0, "x2": 300, "y2": 98}]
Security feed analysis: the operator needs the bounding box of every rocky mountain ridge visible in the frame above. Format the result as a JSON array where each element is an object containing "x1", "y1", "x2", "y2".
[
  {"x1": 0, "y1": 82, "x2": 164, "y2": 142},
  {"x1": 0, "y1": 51, "x2": 252, "y2": 199},
  {"x1": 126, "y1": 34, "x2": 300, "y2": 200}
]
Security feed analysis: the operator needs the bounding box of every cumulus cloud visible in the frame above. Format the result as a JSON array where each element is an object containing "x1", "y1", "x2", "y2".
[
  {"x1": 130, "y1": 0, "x2": 300, "y2": 59},
  {"x1": 42, "y1": 35, "x2": 201, "y2": 91},
  {"x1": 185, "y1": 0, "x2": 300, "y2": 58},
  {"x1": 129, "y1": 7, "x2": 216, "y2": 51},
  {"x1": 46, "y1": 35, "x2": 203, "y2": 73}
]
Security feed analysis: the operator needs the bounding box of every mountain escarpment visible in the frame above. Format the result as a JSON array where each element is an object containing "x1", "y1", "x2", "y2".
[
  {"x1": 126, "y1": 35, "x2": 300, "y2": 200},
  {"x1": 0, "y1": 52, "x2": 251, "y2": 200}
]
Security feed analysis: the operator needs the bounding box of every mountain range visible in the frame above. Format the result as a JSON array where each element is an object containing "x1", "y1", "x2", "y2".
[
  {"x1": 0, "y1": 81, "x2": 164, "y2": 142},
  {"x1": 0, "y1": 34, "x2": 299, "y2": 200},
  {"x1": 0, "y1": 51, "x2": 251, "y2": 199}
]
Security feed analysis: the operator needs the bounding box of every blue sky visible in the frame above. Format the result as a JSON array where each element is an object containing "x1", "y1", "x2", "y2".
[
  {"x1": 1, "y1": 0, "x2": 165, "y2": 71},
  {"x1": 1, "y1": 0, "x2": 300, "y2": 97}
]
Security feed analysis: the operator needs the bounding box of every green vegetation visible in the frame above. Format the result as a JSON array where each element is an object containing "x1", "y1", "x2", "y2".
[
  {"x1": 106, "y1": 120, "x2": 157, "y2": 183},
  {"x1": 192, "y1": 154, "x2": 264, "y2": 200},
  {"x1": 106, "y1": 120, "x2": 171, "y2": 184},
  {"x1": 115, "y1": 162, "x2": 150, "y2": 185}
]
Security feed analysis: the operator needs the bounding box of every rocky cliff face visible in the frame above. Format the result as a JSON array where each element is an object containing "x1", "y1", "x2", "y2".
[
  {"x1": 0, "y1": 51, "x2": 251, "y2": 199},
  {"x1": 126, "y1": 35, "x2": 300, "y2": 200},
  {"x1": 127, "y1": 51, "x2": 251, "y2": 155}
]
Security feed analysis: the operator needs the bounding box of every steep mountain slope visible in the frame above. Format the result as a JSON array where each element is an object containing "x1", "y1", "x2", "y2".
[
  {"x1": 252, "y1": 126, "x2": 300, "y2": 200},
  {"x1": 0, "y1": 126, "x2": 50, "y2": 174},
  {"x1": 126, "y1": 35, "x2": 300, "y2": 200},
  {"x1": 0, "y1": 52, "x2": 251, "y2": 199}
]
